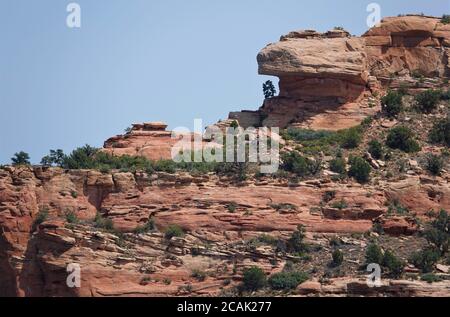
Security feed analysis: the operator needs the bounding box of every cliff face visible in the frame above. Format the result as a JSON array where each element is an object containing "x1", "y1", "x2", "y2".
[
  {"x1": 2, "y1": 15, "x2": 450, "y2": 298},
  {"x1": 1, "y1": 166, "x2": 449, "y2": 296},
  {"x1": 230, "y1": 15, "x2": 450, "y2": 131}
]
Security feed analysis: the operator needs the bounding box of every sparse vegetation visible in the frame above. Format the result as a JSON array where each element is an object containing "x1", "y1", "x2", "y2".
[
  {"x1": 348, "y1": 156, "x2": 371, "y2": 183},
  {"x1": 191, "y1": 269, "x2": 207, "y2": 282},
  {"x1": 226, "y1": 203, "x2": 237, "y2": 213},
  {"x1": 230, "y1": 120, "x2": 239, "y2": 129},
  {"x1": 268, "y1": 271, "x2": 309, "y2": 290},
  {"x1": 65, "y1": 211, "x2": 79, "y2": 224},
  {"x1": 368, "y1": 140, "x2": 384, "y2": 160},
  {"x1": 421, "y1": 273, "x2": 443, "y2": 284},
  {"x1": 11, "y1": 151, "x2": 31, "y2": 166},
  {"x1": 281, "y1": 151, "x2": 321, "y2": 177},
  {"x1": 387, "y1": 199, "x2": 409, "y2": 216},
  {"x1": 410, "y1": 247, "x2": 441, "y2": 273},
  {"x1": 32, "y1": 206, "x2": 50, "y2": 231},
  {"x1": 429, "y1": 115, "x2": 450, "y2": 147},
  {"x1": 415, "y1": 89, "x2": 441, "y2": 113},
  {"x1": 134, "y1": 219, "x2": 155, "y2": 234},
  {"x1": 340, "y1": 127, "x2": 362, "y2": 149},
  {"x1": 331, "y1": 199, "x2": 348, "y2": 210},
  {"x1": 330, "y1": 156, "x2": 346, "y2": 175},
  {"x1": 164, "y1": 225, "x2": 185, "y2": 240},
  {"x1": 382, "y1": 250, "x2": 404, "y2": 278},
  {"x1": 331, "y1": 249, "x2": 344, "y2": 267},
  {"x1": 441, "y1": 14, "x2": 450, "y2": 24},
  {"x1": 263, "y1": 80, "x2": 276, "y2": 99},
  {"x1": 94, "y1": 213, "x2": 114, "y2": 231},
  {"x1": 323, "y1": 191, "x2": 336, "y2": 203},
  {"x1": 423, "y1": 210, "x2": 449, "y2": 255},
  {"x1": 40, "y1": 149, "x2": 65, "y2": 167},
  {"x1": 365, "y1": 243, "x2": 383, "y2": 265},
  {"x1": 425, "y1": 154, "x2": 444, "y2": 176},
  {"x1": 287, "y1": 225, "x2": 309, "y2": 254},
  {"x1": 242, "y1": 267, "x2": 267, "y2": 291},
  {"x1": 386, "y1": 126, "x2": 421, "y2": 153}
]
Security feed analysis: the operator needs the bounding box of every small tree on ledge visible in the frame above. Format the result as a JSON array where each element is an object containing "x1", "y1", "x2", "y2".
[{"x1": 263, "y1": 80, "x2": 276, "y2": 99}]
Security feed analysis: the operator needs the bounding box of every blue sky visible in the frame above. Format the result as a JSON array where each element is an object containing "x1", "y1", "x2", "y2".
[{"x1": 1, "y1": 0, "x2": 449, "y2": 164}]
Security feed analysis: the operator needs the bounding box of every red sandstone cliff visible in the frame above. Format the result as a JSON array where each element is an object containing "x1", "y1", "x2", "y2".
[{"x1": 230, "y1": 15, "x2": 450, "y2": 131}]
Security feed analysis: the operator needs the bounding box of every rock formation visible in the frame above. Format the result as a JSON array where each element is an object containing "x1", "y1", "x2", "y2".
[
  {"x1": 230, "y1": 15, "x2": 450, "y2": 130},
  {"x1": 0, "y1": 165, "x2": 449, "y2": 296},
  {"x1": 1, "y1": 15, "x2": 450, "y2": 298},
  {"x1": 102, "y1": 122, "x2": 180, "y2": 161}
]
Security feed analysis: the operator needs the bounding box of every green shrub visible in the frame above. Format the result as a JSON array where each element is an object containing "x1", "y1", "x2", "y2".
[
  {"x1": 242, "y1": 267, "x2": 267, "y2": 291},
  {"x1": 365, "y1": 243, "x2": 383, "y2": 265},
  {"x1": 65, "y1": 211, "x2": 79, "y2": 224},
  {"x1": 410, "y1": 248, "x2": 441, "y2": 273},
  {"x1": 421, "y1": 273, "x2": 443, "y2": 284},
  {"x1": 424, "y1": 227, "x2": 449, "y2": 255},
  {"x1": 429, "y1": 115, "x2": 450, "y2": 147},
  {"x1": 426, "y1": 154, "x2": 444, "y2": 176},
  {"x1": 33, "y1": 207, "x2": 49, "y2": 231},
  {"x1": 281, "y1": 152, "x2": 321, "y2": 177},
  {"x1": 348, "y1": 156, "x2": 372, "y2": 183},
  {"x1": 287, "y1": 225, "x2": 309, "y2": 254},
  {"x1": 330, "y1": 157, "x2": 346, "y2": 175},
  {"x1": 368, "y1": 140, "x2": 384, "y2": 160},
  {"x1": 99, "y1": 164, "x2": 111, "y2": 174},
  {"x1": 382, "y1": 250, "x2": 404, "y2": 278},
  {"x1": 134, "y1": 219, "x2": 155, "y2": 234},
  {"x1": 40, "y1": 149, "x2": 65, "y2": 167},
  {"x1": 323, "y1": 191, "x2": 336, "y2": 203},
  {"x1": 387, "y1": 199, "x2": 409, "y2": 215},
  {"x1": 191, "y1": 269, "x2": 207, "y2": 282},
  {"x1": 230, "y1": 120, "x2": 239, "y2": 129},
  {"x1": 153, "y1": 160, "x2": 177, "y2": 174},
  {"x1": 227, "y1": 203, "x2": 237, "y2": 213},
  {"x1": 331, "y1": 249, "x2": 344, "y2": 267},
  {"x1": 268, "y1": 271, "x2": 309, "y2": 290},
  {"x1": 255, "y1": 234, "x2": 279, "y2": 246},
  {"x1": 94, "y1": 213, "x2": 114, "y2": 231},
  {"x1": 284, "y1": 129, "x2": 335, "y2": 142},
  {"x1": 164, "y1": 225, "x2": 185, "y2": 240},
  {"x1": 163, "y1": 278, "x2": 172, "y2": 285},
  {"x1": 381, "y1": 90, "x2": 403, "y2": 117},
  {"x1": 331, "y1": 199, "x2": 348, "y2": 210},
  {"x1": 415, "y1": 89, "x2": 441, "y2": 113},
  {"x1": 340, "y1": 127, "x2": 362, "y2": 149},
  {"x1": 424, "y1": 210, "x2": 449, "y2": 255},
  {"x1": 11, "y1": 151, "x2": 31, "y2": 166},
  {"x1": 62, "y1": 145, "x2": 99, "y2": 169},
  {"x1": 70, "y1": 191, "x2": 78, "y2": 199},
  {"x1": 411, "y1": 69, "x2": 424, "y2": 79},
  {"x1": 386, "y1": 126, "x2": 421, "y2": 153}
]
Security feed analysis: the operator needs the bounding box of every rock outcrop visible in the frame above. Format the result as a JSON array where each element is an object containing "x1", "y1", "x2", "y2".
[
  {"x1": 1, "y1": 166, "x2": 449, "y2": 296},
  {"x1": 102, "y1": 122, "x2": 181, "y2": 161},
  {"x1": 230, "y1": 15, "x2": 450, "y2": 130}
]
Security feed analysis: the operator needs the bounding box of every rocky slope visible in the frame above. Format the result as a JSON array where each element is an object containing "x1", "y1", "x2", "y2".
[
  {"x1": 1, "y1": 15, "x2": 450, "y2": 297},
  {"x1": 0, "y1": 162, "x2": 449, "y2": 296},
  {"x1": 231, "y1": 15, "x2": 450, "y2": 131}
]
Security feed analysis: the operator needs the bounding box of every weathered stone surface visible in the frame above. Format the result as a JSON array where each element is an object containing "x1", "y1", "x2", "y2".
[
  {"x1": 1, "y1": 167, "x2": 448, "y2": 297},
  {"x1": 231, "y1": 15, "x2": 450, "y2": 130},
  {"x1": 258, "y1": 37, "x2": 368, "y2": 83}
]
